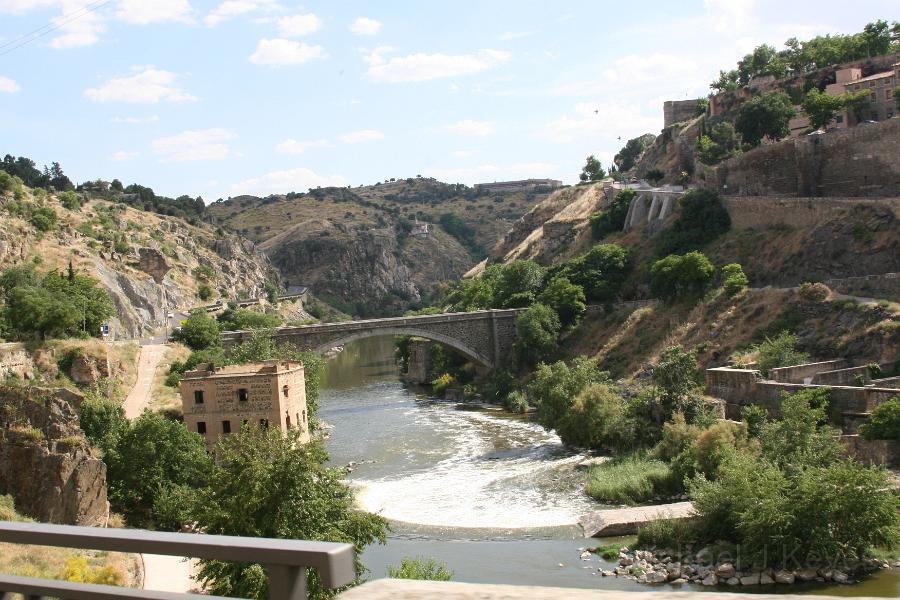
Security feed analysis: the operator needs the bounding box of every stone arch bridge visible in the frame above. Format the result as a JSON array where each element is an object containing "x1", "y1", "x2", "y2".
[{"x1": 220, "y1": 309, "x2": 523, "y2": 369}]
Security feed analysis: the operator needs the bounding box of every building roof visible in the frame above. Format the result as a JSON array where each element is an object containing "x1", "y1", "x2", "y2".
[
  {"x1": 181, "y1": 360, "x2": 304, "y2": 380},
  {"x1": 845, "y1": 70, "x2": 896, "y2": 85}
]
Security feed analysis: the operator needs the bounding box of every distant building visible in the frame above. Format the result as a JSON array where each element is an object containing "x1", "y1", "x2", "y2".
[
  {"x1": 410, "y1": 218, "x2": 430, "y2": 238},
  {"x1": 663, "y1": 99, "x2": 701, "y2": 128},
  {"x1": 179, "y1": 360, "x2": 309, "y2": 449},
  {"x1": 828, "y1": 63, "x2": 898, "y2": 125},
  {"x1": 473, "y1": 179, "x2": 563, "y2": 192}
]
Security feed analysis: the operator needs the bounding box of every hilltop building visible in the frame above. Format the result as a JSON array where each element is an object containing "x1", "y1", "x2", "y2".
[
  {"x1": 179, "y1": 360, "x2": 309, "y2": 449},
  {"x1": 663, "y1": 99, "x2": 701, "y2": 128},
  {"x1": 410, "y1": 217, "x2": 430, "y2": 238},
  {"x1": 474, "y1": 179, "x2": 563, "y2": 192}
]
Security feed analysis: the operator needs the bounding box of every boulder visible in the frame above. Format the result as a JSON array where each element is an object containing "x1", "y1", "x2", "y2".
[
  {"x1": 795, "y1": 568, "x2": 819, "y2": 582},
  {"x1": 136, "y1": 247, "x2": 171, "y2": 283},
  {"x1": 740, "y1": 573, "x2": 761, "y2": 585},
  {"x1": 774, "y1": 570, "x2": 795, "y2": 584},
  {"x1": 759, "y1": 573, "x2": 775, "y2": 585},
  {"x1": 726, "y1": 577, "x2": 740, "y2": 586},
  {"x1": 832, "y1": 571, "x2": 849, "y2": 584},
  {"x1": 716, "y1": 563, "x2": 736, "y2": 578},
  {"x1": 701, "y1": 574, "x2": 718, "y2": 586}
]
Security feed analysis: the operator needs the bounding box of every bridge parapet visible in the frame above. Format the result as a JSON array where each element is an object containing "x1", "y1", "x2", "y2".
[{"x1": 221, "y1": 309, "x2": 523, "y2": 369}]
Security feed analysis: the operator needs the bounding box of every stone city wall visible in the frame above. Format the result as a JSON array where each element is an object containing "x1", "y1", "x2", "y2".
[
  {"x1": 769, "y1": 360, "x2": 847, "y2": 383},
  {"x1": 810, "y1": 365, "x2": 871, "y2": 386},
  {"x1": 705, "y1": 118, "x2": 900, "y2": 197},
  {"x1": 721, "y1": 196, "x2": 900, "y2": 230}
]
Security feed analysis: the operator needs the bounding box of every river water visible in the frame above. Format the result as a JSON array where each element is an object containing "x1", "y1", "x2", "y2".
[{"x1": 319, "y1": 337, "x2": 899, "y2": 595}]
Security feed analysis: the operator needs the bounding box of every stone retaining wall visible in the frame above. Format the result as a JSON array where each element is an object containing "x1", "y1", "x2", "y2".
[
  {"x1": 825, "y1": 272, "x2": 900, "y2": 301},
  {"x1": 769, "y1": 360, "x2": 847, "y2": 383}
]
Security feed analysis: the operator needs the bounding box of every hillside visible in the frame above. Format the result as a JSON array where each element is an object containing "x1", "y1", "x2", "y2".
[
  {"x1": 207, "y1": 177, "x2": 549, "y2": 315},
  {"x1": 0, "y1": 184, "x2": 277, "y2": 338}
]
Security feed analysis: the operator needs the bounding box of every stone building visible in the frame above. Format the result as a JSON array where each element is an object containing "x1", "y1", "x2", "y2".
[
  {"x1": 179, "y1": 360, "x2": 309, "y2": 449},
  {"x1": 827, "y1": 63, "x2": 898, "y2": 125}
]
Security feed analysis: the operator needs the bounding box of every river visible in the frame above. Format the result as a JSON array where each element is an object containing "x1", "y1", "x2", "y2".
[{"x1": 319, "y1": 337, "x2": 899, "y2": 595}]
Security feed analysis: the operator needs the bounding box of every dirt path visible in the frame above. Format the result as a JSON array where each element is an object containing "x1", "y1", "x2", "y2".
[
  {"x1": 141, "y1": 554, "x2": 199, "y2": 593},
  {"x1": 123, "y1": 343, "x2": 167, "y2": 419}
]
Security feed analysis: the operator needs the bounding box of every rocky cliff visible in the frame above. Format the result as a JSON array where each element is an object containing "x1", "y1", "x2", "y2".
[
  {"x1": 0, "y1": 188, "x2": 278, "y2": 338},
  {"x1": 209, "y1": 178, "x2": 547, "y2": 315},
  {"x1": 0, "y1": 386, "x2": 107, "y2": 526}
]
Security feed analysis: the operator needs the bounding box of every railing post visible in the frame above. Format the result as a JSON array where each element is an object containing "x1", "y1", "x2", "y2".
[{"x1": 266, "y1": 564, "x2": 307, "y2": 600}]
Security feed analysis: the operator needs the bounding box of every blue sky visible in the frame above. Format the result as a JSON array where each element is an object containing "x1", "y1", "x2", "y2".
[{"x1": 0, "y1": 0, "x2": 895, "y2": 201}]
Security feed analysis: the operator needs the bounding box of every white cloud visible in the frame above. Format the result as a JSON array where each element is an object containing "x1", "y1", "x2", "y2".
[
  {"x1": 249, "y1": 38, "x2": 325, "y2": 65},
  {"x1": 422, "y1": 162, "x2": 557, "y2": 185},
  {"x1": 116, "y1": 0, "x2": 193, "y2": 25},
  {"x1": 230, "y1": 167, "x2": 345, "y2": 195},
  {"x1": 50, "y1": 0, "x2": 105, "y2": 48},
  {"x1": 276, "y1": 138, "x2": 331, "y2": 155},
  {"x1": 152, "y1": 128, "x2": 236, "y2": 162},
  {"x1": 445, "y1": 119, "x2": 494, "y2": 136},
  {"x1": 451, "y1": 149, "x2": 478, "y2": 158},
  {"x1": 704, "y1": 0, "x2": 755, "y2": 33},
  {"x1": 338, "y1": 129, "x2": 383, "y2": 144},
  {"x1": 541, "y1": 102, "x2": 659, "y2": 144},
  {"x1": 350, "y1": 16, "x2": 380, "y2": 35},
  {"x1": 110, "y1": 150, "x2": 138, "y2": 161},
  {"x1": 204, "y1": 0, "x2": 277, "y2": 26},
  {"x1": 0, "y1": 0, "x2": 55, "y2": 14},
  {"x1": 84, "y1": 67, "x2": 196, "y2": 103},
  {"x1": 277, "y1": 13, "x2": 322, "y2": 37},
  {"x1": 0, "y1": 76, "x2": 20, "y2": 93},
  {"x1": 111, "y1": 115, "x2": 159, "y2": 124},
  {"x1": 364, "y1": 47, "x2": 511, "y2": 83}
]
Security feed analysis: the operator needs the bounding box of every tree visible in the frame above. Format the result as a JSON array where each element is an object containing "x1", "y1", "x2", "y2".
[
  {"x1": 695, "y1": 122, "x2": 741, "y2": 165},
  {"x1": 842, "y1": 89, "x2": 871, "y2": 122},
  {"x1": 30, "y1": 206, "x2": 58, "y2": 231},
  {"x1": 754, "y1": 331, "x2": 809, "y2": 376},
  {"x1": 652, "y1": 345, "x2": 701, "y2": 419},
  {"x1": 644, "y1": 168, "x2": 665, "y2": 186},
  {"x1": 590, "y1": 189, "x2": 634, "y2": 239},
  {"x1": 216, "y1": 307, "x2": 282, "y2": 331},
  {"x1": 721, "y1": 263, "x2": 749, "y2": 296},
  {"x1": 106, "y1": 412, "x2": 213, "y2": 526},
  {"x1": 650, "y1": 251, "x2": 715, "y2": 303},
  {"x1": 198, "y1": 284, "x2": 213, "y2": 301},
  {"x1": 513, "y1": 303, "x2": 561, "y2": 367},
  {"x1": 529, "y1": 357, "x2": 604, "y2": 430},
  {"x1": 859, "y1": 396, "x2": 900, "y2": 441},
  {"x1": 190, "y1": 429, "x2": 388, "y2": 600},
  {"x1": 493, "y1": 260, "x2": 545, "y2": 308},
  {"x1": 556, "y1": 382, "x2": 637, "y2": 451},
  {"x1": 613, "y1": 134, "x2": 655, "y2": 172},
  {"x1": 654, "y1": 189, "x2": 731, "y2": 257},
  {"x1": 173, "y1": 309, "x2": 221, "y2": 350},
  {"x1": 556, "y1": 243, "x2": 632, "y2": 302},
  {"x1": 801, "y1": 88, "x2": 846, "y2": 130},
  {"x1": 579, "y1": 155, "x2": 605, "y2": 183},
  {"x1": 538, "y1": 276, "x2": 586, "y2": 329},
  {"x1": 735, "y1": 92, "x2": 795, "y2": 146},
  {"x1": 895, "y1": 86, "x2": 900, "y2": 111},
  {"x1": 79, "y1": 394, "x2": 129, "y2": 454}
]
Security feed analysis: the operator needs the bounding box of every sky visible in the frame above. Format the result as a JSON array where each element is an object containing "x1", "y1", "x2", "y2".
[{"x1": 0, "y1": 0, "x2": 896, "y2": 201}]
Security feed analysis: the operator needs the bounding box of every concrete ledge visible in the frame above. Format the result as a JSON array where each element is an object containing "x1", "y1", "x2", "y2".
[
  {"x1": 337, "y1": 579, "x2": 887, "y2": 599},
  {"x1": 579, "y1": 502, "x2": 695, "y2": 538}
]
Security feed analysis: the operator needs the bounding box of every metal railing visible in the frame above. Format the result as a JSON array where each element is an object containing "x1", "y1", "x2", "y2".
[{"x1": 0, "y1": 521, "x2": 356, "y2": 600}]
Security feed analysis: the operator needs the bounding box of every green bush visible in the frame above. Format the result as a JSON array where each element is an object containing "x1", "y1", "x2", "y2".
[
  {"x1": 556, "y1": 383, "x2": 626, "y2": 450},
  {"x1": 555, "y1": 243, "x2": 632, "y2": 302},
  {"x1": 636, "y1": 516, "x2": 700, "y2": 548},
  {"x1": 388, "y1": 557, "x2": 453, "y2": 581},
  {"x1": 721, "y1": 263, "x2": 748, "y2": 296},
  {"x1": 590, "y1": 190, "x2": 634, "y2": 240},
  {"x1": 860, "y1": 396, "x2": 900, "y2": 441},
  {"x1": 755, "y1": 331, "x2": 809, "y2": 376},
  {"x1": 529, "y1": 357, "x2": 604, "y2": 430},
  {"x1": 513, "y1": 303, "x2": 560, "y2": 367},
  {"x1": 30, "y1": 206, "x2": 58, "y2": 232},
  {"x1": 79, "y1": 394, "x2": 128, "y2": 454},
  {"x1": 696, "y1": 122, "x2": 741, "y2": 165},
  {"x1": 650, "y1": 252, "x2": 715, "y2": 303},
  {"x1": 586, "y1": 454, "x2": 678, "y2": 504},
  {"x1": 537, "y1": 276, "x2": 585, "y2": 329},
  {"x1": 654, "y1": 189, "x2": 730, "y2": 257},
  {"x1": 58, "y1": 191, "x2": 81, "y2": 211},
  {"x1": 503, "y1": 390, "x2": 529, "y2": 414},
  {"x1": 431, "y1": 373, "x2": 454, "y2": 396},
  {"x1": 198, "y1": 284, "x2": 213, "y2": 301},
  {"x1": 797, "y1": 281, "x2": 830, "y2": 303},
  {"x1": 651, "y1": 345, "x2": 702, "y2": 419},
  {"x1": 172, "y1": 310, "x2": 221, "y2": 350}
]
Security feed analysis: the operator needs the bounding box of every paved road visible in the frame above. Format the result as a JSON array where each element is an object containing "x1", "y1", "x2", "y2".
[{"x1": 122, "y1": 343, "x2": 167, "y2": 419}]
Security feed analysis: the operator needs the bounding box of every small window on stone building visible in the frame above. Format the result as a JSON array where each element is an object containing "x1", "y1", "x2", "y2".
[
  {"x1": 194, "y1": 390, "x2": 204, "y2": 404},
  {"x1": 302, "y1": 410, "x2": 306, "y2": 423},
  {"x1": 222, "y1": 420, "x2": 231, "y2": 434},
  {"x1": 835, "y1": 115, "x2": 843, "y2": 123},
  {"x1": 260, "y1": 418, "x2": 269, "y2": 429},
  {"x1": 283, "y1": 385, "x2": 289, "y2": 398},
  {"x1": 238, "y1": 388, "x2": 249, "y2": 402},
  {"x1": 886, "y1": 89, "x2": 892, "y2": 99},
  {"x1": 197, "y1": 421, "x2": 207, "y2": 434},
  {"x1": 286, "y1": 415, "x2": 291, "y2": 428}
]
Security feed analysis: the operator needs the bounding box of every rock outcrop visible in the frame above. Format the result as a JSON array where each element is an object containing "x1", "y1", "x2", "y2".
[
  {"x1": 0, "y1": 386, "x2": 108, "y2": 526},
  {"x1": 136, "y1": 247, "x2": 171, "y2": 283}
]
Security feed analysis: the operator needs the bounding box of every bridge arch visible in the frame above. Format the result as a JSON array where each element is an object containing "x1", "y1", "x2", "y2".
[{"x1": 311, "y1": 327, "x2": 494, "y2": 368}]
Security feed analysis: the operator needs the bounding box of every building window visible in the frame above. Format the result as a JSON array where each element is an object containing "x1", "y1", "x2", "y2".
[
  {"x1": 886, "y1": 89, "x2": 893, "y2": 100},
  {"x1": 854, "y1": 84, "x2": 860, "y2": 90},
  {"x1": 194, "y1": 390, "x2": 204, "y2": 404},
  {"x1": 283, "y1": 385, "x2": 289, "y2": 398},
  {"x1": 237, "y1": 388, "x2": 249, "y2": 402},
  {"x1": 302, "y1": 410, "x2": 306, "y2": 423},
  {"x1": 871, "y1": 112, "x2": 879, "y2": 121},
  {"x1": 286, "y1": 415, "x2": 291, "y2": 428},
  {"x1": 222, "y1": 420, "x2": 231, "y2": 434},
  {"x1": 259, "y1": 418, "x2": 269, "y2": 429},
  {"x1": 197, "y1": 421, "x2": 207, "y2": 434},
  {"x1": 836, "y1": 115, "x2": 844, "y2": 123}
]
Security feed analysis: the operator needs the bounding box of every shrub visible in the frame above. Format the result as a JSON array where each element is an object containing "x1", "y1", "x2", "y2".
[
  {"x1": 797, "y1": 282, "x2": 830, "y2": 303},
  {"x1": 537, "y1": 276, "x2": 585, "y2": 329},
  {"x1": 654, "y1": 189, "x2": 731, "y2": 257},
  {"x1": 755, "y1": 331, "x2": 809, "y2": 376},
  {"x1": 586, "y1": 454, "x2": 678, "y2": 504},
  {"x1": 58, "y1": 191, "x2": 82, "y2": 211},
  {"x1": 194, "y1": 265, "x2": 216, "y2": 281},
  {"x1": 860, "y1": 396, "x2": 900, "y2": 441},
  {"x1": 431, "y1": 373, "x2": 454, "y2": 396},
  {"x1": 721, "y1": 263, "x2": 748, "y2": 296},
  {"x1": 655, "y1": 414, "x2": 702, "y2": 461},
  {"x1": 198, "y1": 284, "x2": 213, "y2": 301},
  {"x1": 503, "y1": 390, "x2": 529, "y2": 414},
  {"x1": 530, "y1": 357, "x2": 604, "y2": 430},
  {"x1": 172, "y1": 310, "x2": 221, "y2": 351},
  {"x1": 30, "y1": 206, "x2": 58, "y2": 232},
  {"x1": 650, "y1": 251, "x2": 715, "y2": 303},
  {"x1": 555, "y1": 243, "x2": 632, "y2": 302},
  {"x1": 644, "y1": 168, "x2": 665, "y2": 186},
  {"x1": 388, "y1": 557, "x2": 453, "y2": 581},
  {"x1": 58, "y1": 556, "x2": 123, "y2": 586},
  {"x1": 693, "y1": 421, "x2": 748, "y2": 479},
  {"x1": 113, "y1": 237, "x2": 129, "y2": 254},
  {"x1": 556, "y1": 383, "x2": 636, "y2": 451},
  {"x1": 636, "y1": 516, "x2": 700, "y2": 548},
  {"x1": 652, "y1": 345, "x2": 702, "y2": 419},
  {"x1": 79, "y1": 394, "x2": 128, "y2": 453}
]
